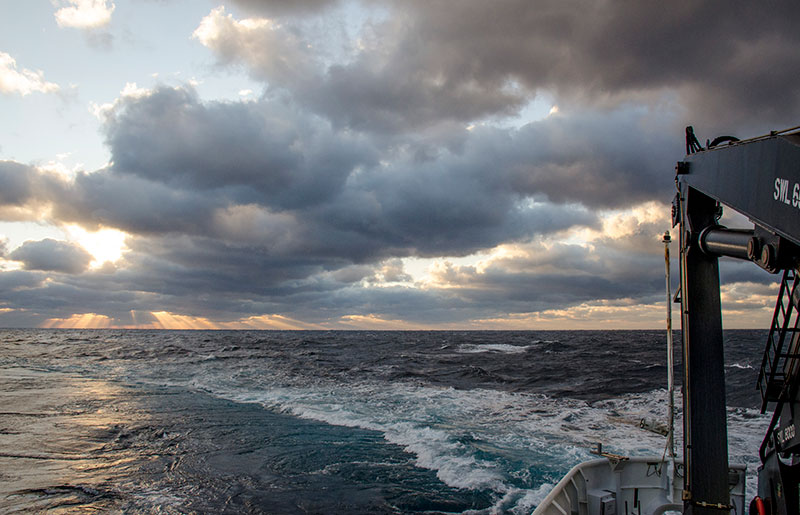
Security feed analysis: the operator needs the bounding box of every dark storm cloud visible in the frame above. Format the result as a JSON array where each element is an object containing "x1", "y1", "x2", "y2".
[
  {"x1": 461, "y1": 109, "x2": 679, "y2": 209},
  {"x1": 202, "y1": 1, "x2": 800, "y2": 135},
  {"x1": 0, "y1": 80, "x2": 684, "y2": 325},
  {"x1": 0, "y1": 270, "x2": 45, "y2": 293},
  {"x1": 51, "y1": 171, "x2": 222, "y2": 235},
  {"x1": 196, "y1": 5, "x2": 527, "y2": 133},
  {"x1": 2, "y1": 86, "x2": 662, "y2": 262},
  {"x1": 719, "y1": 259, "x2": 777, "y2": 286},
  {"x1": 0, "y1": 161, "x2": 75, "y2": 222},
  {"x1": 0, "y1": 268, "x2": 147, "y2": 326},
  {"x1": 116, "y1": 234, "x2": 347, "y2": 297},
  {"x1": 424, "y1": 240, "x2": 665, "y2": 314},
  {"x1": 395, "y1": 1, "x2": 800, "y2": 126},
  {"x1": 95, "y1": 86, "x2": 605, "y2": 253},
  {"x1": 271, "y1": 237, "x2": 670, "y2": 326},
  {"x1": 104, "y1": 87, "x2": 375, "y2": 210},
  {"x1": 305, "y1": 42, "x2": 525, "y2": 133},
  {"x1": 2, "y1": 2, "x2": 792, "y2": 329},
  {"x1": 9, "y1": 239, "x2": 93, "y2": 274}
]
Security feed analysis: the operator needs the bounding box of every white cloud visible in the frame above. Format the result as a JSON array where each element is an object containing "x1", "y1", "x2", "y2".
[
  {"x1": 90, "y1": 81, "x2": 153, "y2": 120},
  {"x1": 53, "y1": 0, "x2": 115, "y2": 29},
  {"x1": 193, "y1": 6, "x2": 271, "y2": 46},
  {"x1": 0, "y1": 52, "x2": 60, "y2": 96},
  {"x1": 193, "y1": 7, "x2": 316, "y2": 87}
]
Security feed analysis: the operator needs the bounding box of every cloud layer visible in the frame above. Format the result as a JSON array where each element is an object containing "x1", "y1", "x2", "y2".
[
  {"x1": 214, "y1": 1, "x2": 800, "y2": 135},
  {"x1": 2, "y1": 0, "x2": 796, "y2": 328}
]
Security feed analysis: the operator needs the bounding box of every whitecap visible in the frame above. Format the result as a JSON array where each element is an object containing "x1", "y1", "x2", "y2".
[{"x1": 456, "y1": 343, "x2": 530, "y2": 354}]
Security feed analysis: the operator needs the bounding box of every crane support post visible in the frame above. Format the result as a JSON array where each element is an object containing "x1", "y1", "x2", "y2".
[{"x1": 679, "y1": 186, "x2": 731, "y2": 515}]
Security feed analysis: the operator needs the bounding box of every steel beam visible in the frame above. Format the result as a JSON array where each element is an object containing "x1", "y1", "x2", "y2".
[
  {"x1": 679, "y1": 133, "x2": 800, "y2": 247},
  {"x1": 679, "y1": 186, "x2": 731, "y2": 514}
]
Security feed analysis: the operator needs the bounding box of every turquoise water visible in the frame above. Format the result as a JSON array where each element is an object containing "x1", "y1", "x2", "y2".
[{"x1": 0, "y1": 330, "x2": 770, "y2": 513}]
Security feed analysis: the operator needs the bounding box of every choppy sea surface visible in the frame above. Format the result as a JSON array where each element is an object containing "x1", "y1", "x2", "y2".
[{"x1": 0, "y1": 329, "x2": 770, "y2": 514}]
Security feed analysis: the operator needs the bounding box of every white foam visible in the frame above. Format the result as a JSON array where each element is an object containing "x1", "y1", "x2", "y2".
[
  {"x1": 456, "y1": 343, "x2": 531, "y2": 354},
  {"x1": 231, "y1": 383, "x2": 642, "y2": 508},
  {"x1": 156, "y1": 366, "x2": 770, "y2": 512},
  {"x1": 510, "y1": 484, "x2": 554, "y2": 515},
  {"x1": 236, "y1": 386, "x2": 510, "y2": 492}
]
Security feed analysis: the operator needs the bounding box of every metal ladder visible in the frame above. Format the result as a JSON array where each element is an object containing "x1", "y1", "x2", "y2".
[{"x1": 757, "y1": 268, "x2": 800, "y2": 413}]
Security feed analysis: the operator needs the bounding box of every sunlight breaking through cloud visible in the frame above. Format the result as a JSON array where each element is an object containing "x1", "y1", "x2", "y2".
[
  {"x1": 64, "y1": 225, "x2": 128, "y2": 268},
  {"x1": 43, "y1": 312, "x2": 113, "y2": 328}
]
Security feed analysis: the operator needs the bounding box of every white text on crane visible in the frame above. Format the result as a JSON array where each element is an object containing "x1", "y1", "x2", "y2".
[{"x1": 774, "y1": 177, "x2": 800, "y2": 207}]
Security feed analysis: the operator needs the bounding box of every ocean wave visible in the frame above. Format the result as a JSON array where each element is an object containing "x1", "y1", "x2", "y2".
[
  {"x1": 6, "y1": 329, "x2": 769, "y2": 511},
  {"x1": 203, "y1": 379, "x2": 770, "y2": 508},
  {"x1": 455, "y1": 343, "x2": 531, "y2": 354},
  {"x1": 190, "y1": 372, "x2": 715, "y2": 509}
]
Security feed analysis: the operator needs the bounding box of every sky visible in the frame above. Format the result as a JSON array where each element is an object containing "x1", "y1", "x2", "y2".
[{"x1": 1, "y1": 0, "x2": 799, "y2": 330}]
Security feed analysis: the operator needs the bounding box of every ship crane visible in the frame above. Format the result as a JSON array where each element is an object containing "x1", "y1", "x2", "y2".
[
  {"x1": 677, "y1": 125, "x2": 800, "y2": 515},
  {"x1": 533, "y1": 128, "x2": 800, "y2": 515}
]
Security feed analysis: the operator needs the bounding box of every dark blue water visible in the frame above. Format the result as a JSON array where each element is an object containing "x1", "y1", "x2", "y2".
[{"x1": 0, "y1": 330, "x2": 770, "y2": 513}]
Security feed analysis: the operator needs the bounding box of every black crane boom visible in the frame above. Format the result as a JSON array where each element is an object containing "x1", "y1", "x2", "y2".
[{"x1": 675, "y1": 127, "x2": 800, "y2": 515}]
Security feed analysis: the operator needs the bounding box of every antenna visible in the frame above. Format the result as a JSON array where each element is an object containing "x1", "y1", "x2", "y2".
[{"x1": 663, "y1": 231, "x2": 676, "y2": 459}]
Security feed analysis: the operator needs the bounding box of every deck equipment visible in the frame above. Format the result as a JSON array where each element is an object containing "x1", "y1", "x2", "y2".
[{"x1": 534, "y1": 126, "x2": 800, "y2": 515}]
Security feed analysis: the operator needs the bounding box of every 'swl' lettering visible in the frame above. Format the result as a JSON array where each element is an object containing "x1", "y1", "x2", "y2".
[{"x1": 774, "y1": 178, "x2": 792, "y2": 205}]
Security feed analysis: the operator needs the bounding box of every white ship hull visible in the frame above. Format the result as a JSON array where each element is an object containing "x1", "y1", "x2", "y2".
[{"x1": 532, "y1": 457, "x2": 745, "y2": 515}]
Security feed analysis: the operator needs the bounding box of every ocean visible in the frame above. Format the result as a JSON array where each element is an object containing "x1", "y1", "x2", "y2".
[{"x1": 0, "y1": 329, "x2": 770, "y2": 514}]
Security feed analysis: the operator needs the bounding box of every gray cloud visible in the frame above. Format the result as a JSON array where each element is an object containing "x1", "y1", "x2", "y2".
[
  {"x1": 421, "y1": 240, "x2": 665, "y2": 316},
  {"x1": 0, "y1": 270, "x2": 45, "y2": 294},
  {"x1": 0, "y1": 161, "x2": 35, "y2": 205},
  {"x1": 94, "y1": 86, "x2": 609, "y2": 253},
  {"x1": 0, "y1": 268, "x2": 145, "y2": 326},
  {"x1": 201, "y1": 1, "x2": 800, "y2": 136},
  {"x1": 9, "y1": 239, "x2": 93, "y2": 274},
  {"x1": 0, "y1": 161, "x2": 72, "y2": 222},
  {"x1": 230, "y1": 0, "x2": 340, "y2": 17},
  {"x1": 4, "y1": 1, "x2": 795, "y2": 327},
  {"x1": 0, "y1": 83, "x2": 689, "y2": 325},
  {"x1": 0, "y1": 219, "x2": 776, "y2": 328},
  {"x1": 54, "y1": 170, "x2": 225, "y2": 235},
  {"x1": 104, "y1": 87, "x2": 375, "y2": 210},
  {"x1": 719, "y1": 259, "x2": 778, "y2": 286}
]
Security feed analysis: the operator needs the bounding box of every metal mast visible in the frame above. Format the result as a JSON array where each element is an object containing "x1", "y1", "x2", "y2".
[{"x1": 663, "y1": 231, "x2": 676, "y2": 460}]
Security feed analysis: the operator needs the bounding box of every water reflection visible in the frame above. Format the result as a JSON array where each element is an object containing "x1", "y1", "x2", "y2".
[{"x1": 0, "y1": 367, "x2": 153, "y2": 513}]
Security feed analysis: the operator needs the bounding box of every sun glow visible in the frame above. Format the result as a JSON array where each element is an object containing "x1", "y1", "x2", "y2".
[
  {"x1": 42, "y1": 312, "x2": 114, "y2": 328},
  {"x1": 233, "y1": 314, "x2": 318, "y2": 330},
  {"x1": 150, "y1": 311, "x2": 218, "y2": 330},
  {"x1": 338, "y1": 314, "x2": 431, "y2": 330},
  {"x1": 65, "y1": 225, "x2": 128, "y2": 268},
  {"x1": 146, "y1": 312, "x2": 320, "y2": 330},
  {"x1": 37, "y1": 310, "x2": 325, "y2": 330}
]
